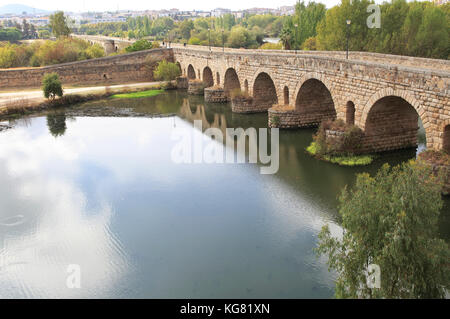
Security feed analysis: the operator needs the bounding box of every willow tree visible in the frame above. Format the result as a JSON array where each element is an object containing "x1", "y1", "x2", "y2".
[{"x1": 317, "y1": 161, "x2": 449, "y2": 298}]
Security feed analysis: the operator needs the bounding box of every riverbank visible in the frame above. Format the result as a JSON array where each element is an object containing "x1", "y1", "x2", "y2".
[{"x1": 0, "y1": 81, "x2": 167, "y2": 119}]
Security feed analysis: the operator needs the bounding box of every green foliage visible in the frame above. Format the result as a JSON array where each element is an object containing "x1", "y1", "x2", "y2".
[
  {"x1": 0, "y1": 38, "x2": 105, "y2": 68},
  {"x1": 271, "y1": 115, "x2": 280, "y2": 126},
  {"x1": 306, "y1": 142, "x2": 374, "y2": 166},
  {"x1": 47, "y1": 112, "x2": 67, "y2": 137},
  {"x1": 125, "y1": 39, "x2": 157, "y2": 52},
  {"x1": 302, "y1": 37, "x2": 317, "y2": 50},
  {"x1": 292, "y1": 1, "x2": 326, "y2": 49},
  {"x1": 153, "y1": 60, "x2": 181, "y2": 81},
  {"x1": 0, "y1": 27, "x2": 22, "y2": 41},
  {"x1": 260, "y1": 42, "x2": 283, "y2": 50},
  {"x1": 73, "y1": 1, "x2": 447, "y2": 59},
  {"x1": 38, "y1": 29, "x2": 51, "y2": 39},
  {"x1": 0, "y1": 45, "x2": 16, "y2": 68},
  {"x1": 317, "y1": 161, "x2": 449, "y2": 298},
  {"x1": 110, "y1": 89, "x2": 164, "y2": 99},
  {"x1": 315, "y1": 0, "x2": 449, "y2": 59},
  {"x1": 49, "y1": 11, "x2": 71, "y2": 38},
  {"x1": 42, "y1": 73, "x2": 63, "y2": 100},
  {"x1": 313, "y1": 119, "x2": 364, "y2": 156}
]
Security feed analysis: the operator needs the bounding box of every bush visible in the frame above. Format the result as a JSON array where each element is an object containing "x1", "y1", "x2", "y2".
[
  {"x1": 317, "y1": 161, "x2": 449, "y2": 298},
  {"x1": 260, "y1": 42, "x2": 282, "y2": 50},
  {"x1": 125, "y1": 39, "x2": 156, "y2": 52},
  {"x1": 153, "y1": 60, "x2": 181, "y2": 82},
  {"x1": 42, "y1": 73, "x2": 63, "y2": 100},
  {"x1": 0, "y1": 45, "x2": 16, "y2": 68},
  {"x1": 230, "y1": 88, "x2": 250, "y2": 99},
  {"x1": 313, "y1": 119, "x2": 364, "y2": 156},
  {"x1": 271, "y1": 115, "x2": 280, "y2": 126}
]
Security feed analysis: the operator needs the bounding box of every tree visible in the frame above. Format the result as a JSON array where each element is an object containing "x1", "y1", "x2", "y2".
[
  {"x1": 317, "y1": 161, "x2": 449, "y2": 298},
  {"x1": 0, "y1": 45, "x2": 16, "y2": 68},
  {"x1": 49, "y1": 11, "x2": 71, "y2": 38},
  {"x1": 0, "y1": 27, "x2": 22, "y2": 41},
  {"x1": 153, "y1": 60, "x2": 181, "y2": 81},
  {"x1": 292, "y1": 1, "x2": 326, "y2": 49},
  {"x1": 280, "y1": 25, "x2": 293, "y2": 50},
  {"x1": 125, "y1": 39, "x2": 155, "y2": 52},
  {"x1": 22, "y1": 19, "x2": 30, "y2": 39},
  {"x1": 42, "y1": 73, "x2": 63, "y2": 100},
  {"x1": 179, "y1": 19, "x2": 194, "y2": 40}
]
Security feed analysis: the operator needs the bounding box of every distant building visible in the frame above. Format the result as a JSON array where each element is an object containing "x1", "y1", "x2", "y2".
[
  {"x1": 433, "y1": 0, "x2": 448, "y2": 4},
  {"x1": 211, "y1": 8, "x2": 231, "y2": 17}
]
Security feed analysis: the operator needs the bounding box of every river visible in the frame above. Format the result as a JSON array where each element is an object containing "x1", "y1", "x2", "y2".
[{"x1": 0, "y1": 91, "x2": 448, "y2": 298}]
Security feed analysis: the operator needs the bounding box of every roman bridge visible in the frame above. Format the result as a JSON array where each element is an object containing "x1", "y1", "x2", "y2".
[
  {"x1": 71, "y1": 34, "x2": 134, "y2": 55},
  {"x1": 172, "y1": 44, "x2": 450, "y2": 153}
]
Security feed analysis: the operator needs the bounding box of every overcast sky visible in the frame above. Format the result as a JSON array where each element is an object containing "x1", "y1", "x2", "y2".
[{"x1": 0, "y1": 0, "x2": 394, "y2": 12}]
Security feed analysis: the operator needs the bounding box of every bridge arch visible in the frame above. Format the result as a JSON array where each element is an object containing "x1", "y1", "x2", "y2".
[
  {"x1": 293, "y1": 73, "x2": 337, "y2": 110},
  {"x1": 294, "y1": 76, "x2": 336, "y2": 123},
  {"x1": 283, "y1": 86, "x2": 289, "y2": 105},
  {"x1": 252, "y1": 72, "x2": 278, "y2": 109},
  {"x1": 187, "y1": 64, "x2": 196, "y2": 79},
  {"x1": 223, "y1": 68, "x2": 241, "y2": 97},
  {"x1": 441, "y1": 119, "x2": 450, "y2": 153},
  {"x1": 202, "y1": 67, "x2": 214, "y2": 87},
  {"x1": 359, "y1": 88, "x2": 425, "y2": 130},
  {"x1": 364, "y1": 95, "x2": 425, "y2": 152},
  {"x1": 346, "y1": 101, "x2": 355, "y2": 125}
]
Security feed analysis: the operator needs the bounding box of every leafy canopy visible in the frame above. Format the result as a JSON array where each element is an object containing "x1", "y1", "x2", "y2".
[
  {"x1": 42, "y1": 73, "x2": 63, "y2": 100},
  {"x1": 49, "y1": 11, "x2": 71, "y2": 38},
  {"x1": 317, "y1": 161, "x2": 449, "y2": 298},
  {"x1": 153, "y1": 60, "x2": 181, "y2": 82}
]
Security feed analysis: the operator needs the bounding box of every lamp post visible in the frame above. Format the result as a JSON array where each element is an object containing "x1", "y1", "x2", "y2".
[
  {"x1": 346, "y1": 19, "x2": 351, "y2": 60},
  {"x1": 294, "y1": 23, "x2": 298, "y2": 54}
]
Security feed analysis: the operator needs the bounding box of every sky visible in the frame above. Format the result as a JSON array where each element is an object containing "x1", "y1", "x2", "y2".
[{"x1": 0, "y1": 0, "x2": 381, "y2": 12}]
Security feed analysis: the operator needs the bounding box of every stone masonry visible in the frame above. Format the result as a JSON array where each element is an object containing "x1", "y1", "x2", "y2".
[
  {"x1": 172, "y1": 44, "x2": 450, "y2": 152},
  {"x1": 0, "y1": 48, "x2": 173, "y2": 89}
]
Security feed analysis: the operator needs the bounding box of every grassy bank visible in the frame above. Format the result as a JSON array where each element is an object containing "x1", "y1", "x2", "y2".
[
  {"x1": 110, "y1": 89, "x2": 164, "y2": 99},
  {"x1": 0, "y1": 84, "x2": 167, "y2": 120},
  {"x1": 306, "y1": 142, "x2": 374, "y2": 166}
]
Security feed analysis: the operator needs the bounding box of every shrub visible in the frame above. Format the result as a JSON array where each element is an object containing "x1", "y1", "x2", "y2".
[
  {"x1": 317, "y1": 161, "x2": 448, "y2": 298},
  {"x1": 313, "y1": 119, "x2": 364, "y2": 156},
  {"x1": 260, "y1": 42, "x2": 282, "y2": 50},
  {"x1": 42, "y1": 73, "x2": 63, "y2": 100},
  {"x1": 125, "y1": 39, "x2": 155, "y2": 52},
  {"x1": 271, "y1": 115, "x2": 280, "y2": 126},
  {"x1": 230, "y1": 88, "x2": 250, "y2": 99},
  {"x1": 153, "y1": 60, "x2": 181, "y2": 82},
  {"x1": 0, "y1": 45, "x2": 16, "y2": 68}
]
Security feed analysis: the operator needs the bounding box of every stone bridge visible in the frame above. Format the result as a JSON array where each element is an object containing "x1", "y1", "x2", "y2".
[
  {"x1": 72, "y1": 34, "x2": 134, "y2": 55},
  {"x1": 172, "y1": 44, "x2": 450, "y2": 153}
]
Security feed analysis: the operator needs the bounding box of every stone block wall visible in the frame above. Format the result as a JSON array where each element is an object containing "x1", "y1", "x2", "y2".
[
  {"x1": 176, "y1": 76, "x2": 188, "y2": 89},
  {"x1": 0, "y1": 48, "x2": 173, "y2": 89},
  {"x1": 231, "y1": 97, "x2": 256, "y2": 113},
  {"x1": 188, "y1": 80, "x2": 205, "y2": 95},
  {"x1": 268, "y1": 107, "x2": 336, "y2": 128},
  {"x1": 204, "y1": 87, "x2": 228, "y2": 103}
]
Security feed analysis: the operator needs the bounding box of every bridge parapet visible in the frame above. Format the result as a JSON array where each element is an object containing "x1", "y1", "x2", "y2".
[{"x1": 172, "y1": 45, "x2": 449, "y2": 152}]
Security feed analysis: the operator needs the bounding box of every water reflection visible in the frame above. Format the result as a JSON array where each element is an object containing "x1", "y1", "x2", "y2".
[
  {"x1": 47, "y1": 112, "x2": 67, "y2": 137},
  {"x1": 0, "y1": 91, "x2": 447, "y2": 298}
]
